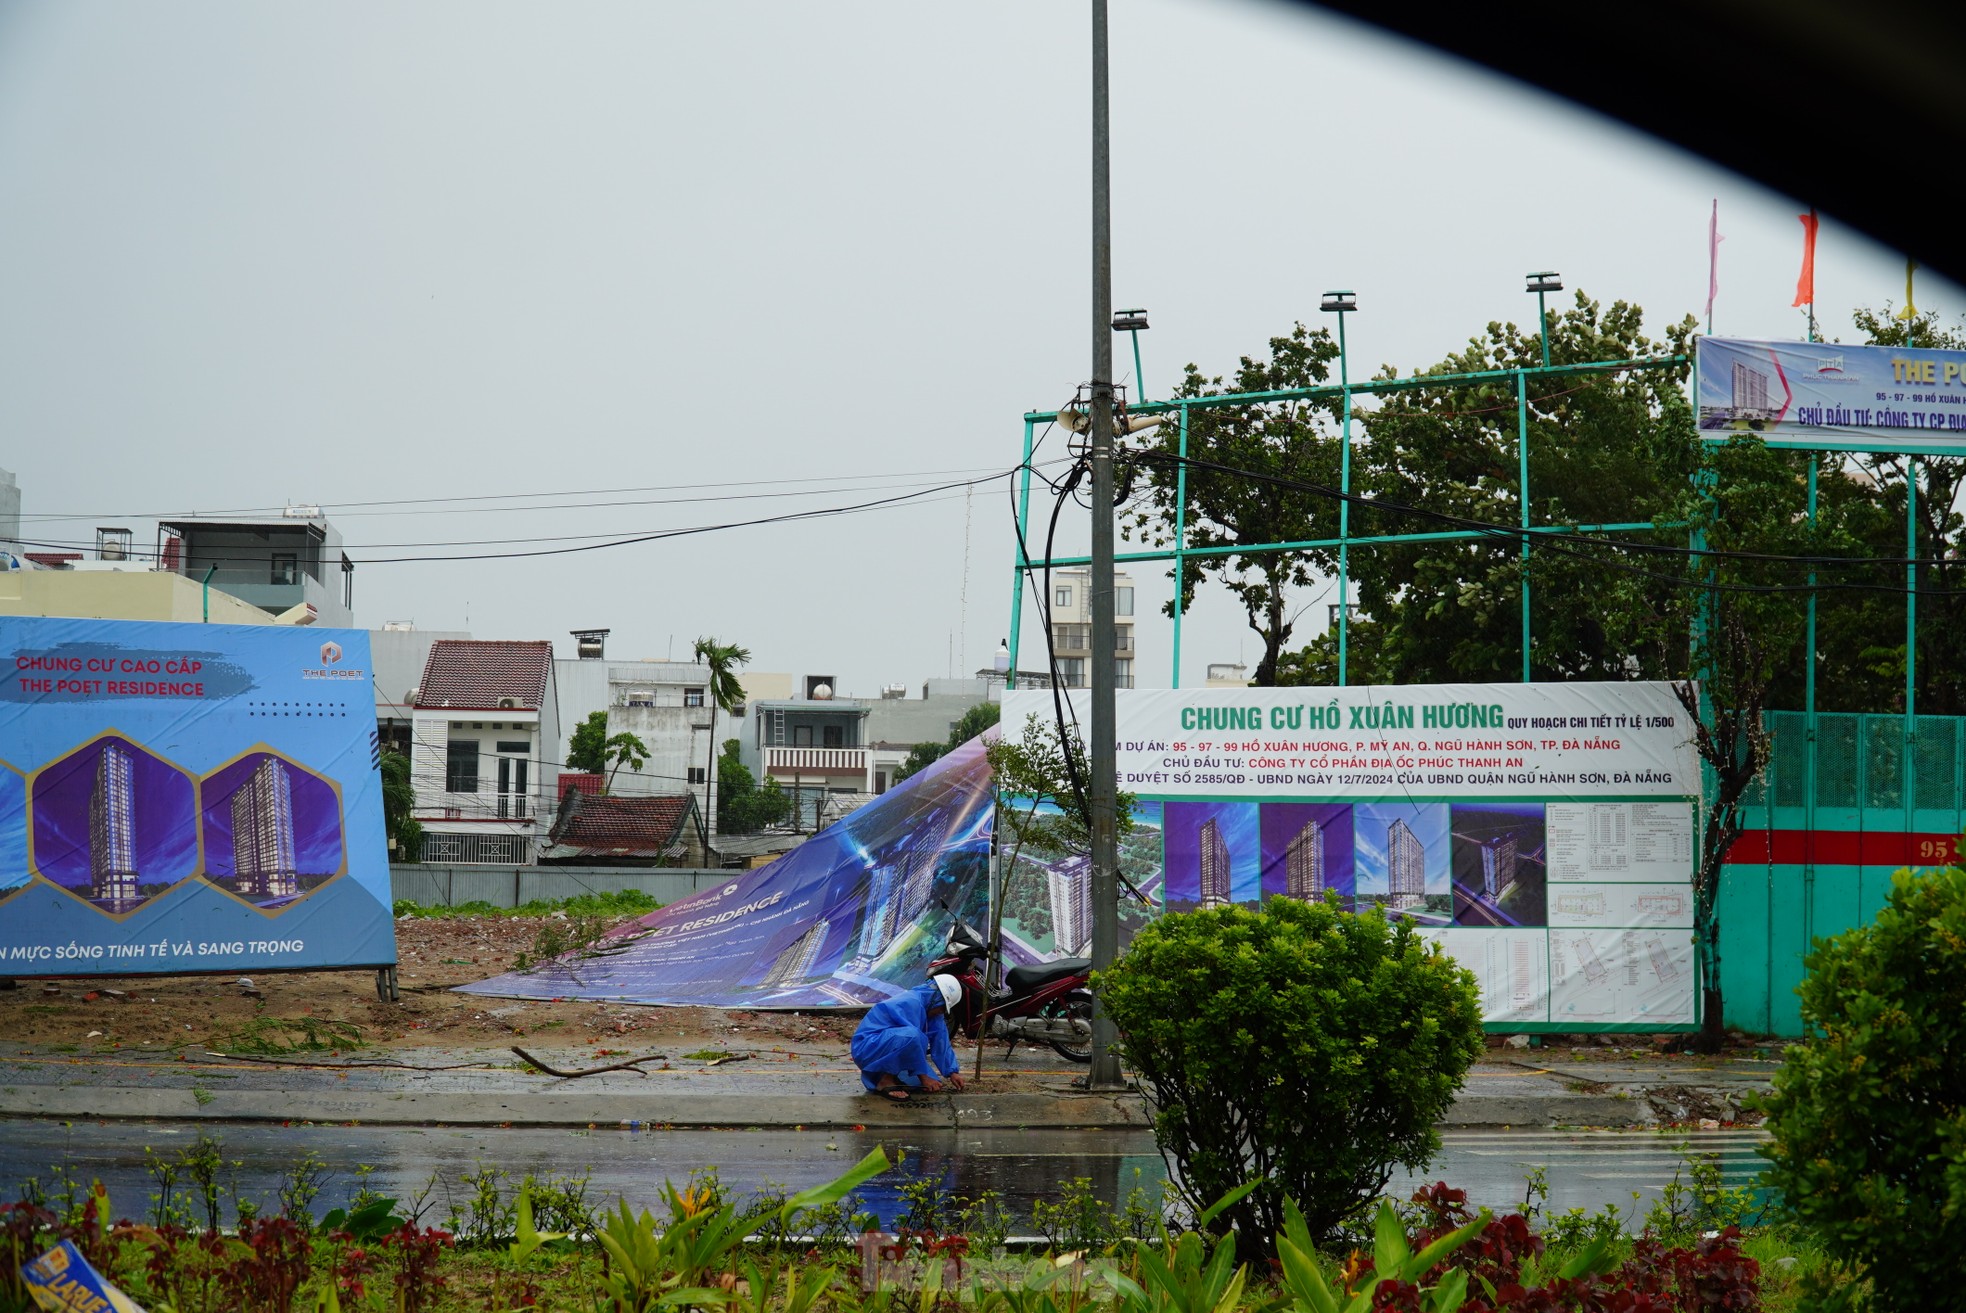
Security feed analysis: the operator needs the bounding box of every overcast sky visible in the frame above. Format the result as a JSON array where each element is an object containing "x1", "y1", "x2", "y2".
[{"x1": 2, "y1": 1, "x2": 1954, "y2": 695}]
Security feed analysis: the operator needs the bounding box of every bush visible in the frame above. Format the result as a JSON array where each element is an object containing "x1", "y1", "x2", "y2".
[
  {"x1": 1757, "y1": 864, "x2": 1966, "y2": 1312},
  {"x1": 1097, "y1": 895, "x2": 1483, "y2": 1248}
]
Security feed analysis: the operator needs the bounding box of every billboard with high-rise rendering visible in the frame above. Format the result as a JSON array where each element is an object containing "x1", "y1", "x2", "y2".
[{"x1": 0, "y1": 617, "x2": 394, "y2": 978}]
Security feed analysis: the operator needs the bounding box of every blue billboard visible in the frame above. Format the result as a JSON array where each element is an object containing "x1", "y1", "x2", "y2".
[
  {"x1": 0, "y1": 617, "x2": 395, "y2": 977},
  {"x1": 1697, "y1": 335, "x2": 1966, "y2": 452}
]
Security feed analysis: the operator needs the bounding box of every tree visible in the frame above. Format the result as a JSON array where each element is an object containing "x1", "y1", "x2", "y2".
[
  {"x1": 1758, "y1": 865, "x2": 1966, "y2": 1312},
  {"x1": 717, "y1": 738, "x2": 790, "y2": 835},
  {"x1": 1125, "y1": 323, "x2": 1344, "y2": 685},
  {"x1": 894, "y1": 700, "x2": 1003, "y2": 785},
  {"x1": 602, "y1": 730, "x2": 650, "y2": 793},
  {"x1": 1098, "y1": 897, "x2": 1483, "y2": 1250},
  {"x1": 379, "y1": 748, "x2": 422, "y2": 862},
  {"x1": 567, "y1": 710, "x2": 610, "y2": 775},
  {"x1": 692, "y1": 637, "x2": 752, "y2": 836}
]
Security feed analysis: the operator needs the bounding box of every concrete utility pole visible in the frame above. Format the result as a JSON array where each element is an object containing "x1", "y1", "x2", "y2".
[{"x1": 1085, "y1": 0, "x2": 1124, "y2": 1092}]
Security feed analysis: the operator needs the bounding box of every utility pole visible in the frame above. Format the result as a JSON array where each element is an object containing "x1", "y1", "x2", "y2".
[{"x1": 1085, "y1": 0, "x2": 1124, "y2": 1092}]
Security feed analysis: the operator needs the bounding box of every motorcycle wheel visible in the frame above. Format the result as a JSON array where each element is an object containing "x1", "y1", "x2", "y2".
[{"x1": 1046, "y1": 990, "x2": 1094, "y2": 1063}]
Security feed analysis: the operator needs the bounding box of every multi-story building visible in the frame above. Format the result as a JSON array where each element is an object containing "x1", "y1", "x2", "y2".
[
  {"x1": 760, "y1": 919, "x2": 831, "y2": 988},
  {"x1": 1285, "y1": 818, "x2": 1324, "y2": 900},
  {"x1": 1479, "y1": 834, "x2": 1518, "y2": 900},
  {"x1": 156, "y1": 511, "x2": 354, "y2": 626},
  {"x1": 1044, "y1": 569, "x2": 1136, "y2": 690},
  {"x1": 1198, "y1": 817, "x2": 1232, "y2": 908},
  {"x1": 1048, "y1": 856, "x2": 1093, "y2": 954},
  {"x1": 742, "y1": 675, "x2": 874, "y2": 829},
  {"x1": 409, "y1": 640, "x2": 560, "y2": 865},
  {"x1": 554, "y1": 636, "x2": 720, "y2": 830},
  {"x1": 1386, "y1": 818, "x2": 1425, "y2": 911},
  {"x1": 231, "y1": 757, "x2": 301, "y2": 899},
  {"x1": 89, "y1": 743, "x2": 140, "y2": 909}
]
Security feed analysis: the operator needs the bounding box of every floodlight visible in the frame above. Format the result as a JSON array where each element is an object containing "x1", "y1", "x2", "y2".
[
  {"x1": 1112, "y1": 308, "x2": 1149, "y2": 331},
  {"x1": 1525, "y1": 272, "x2": 1563, "y2": 294},
  {"x1": 1320, "y1": 290, "x2": 1357, "y2": 313}
]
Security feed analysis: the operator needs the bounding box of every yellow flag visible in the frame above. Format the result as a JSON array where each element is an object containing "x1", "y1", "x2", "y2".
[{"x1": 1896, "y1": 259, "x2": 1919, "y2": 321}]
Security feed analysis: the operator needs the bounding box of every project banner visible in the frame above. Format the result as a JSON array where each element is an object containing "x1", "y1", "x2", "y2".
[
  {"x1": 1002, "y1": 682, "x2": 1702, "y2": 1030},
  {"x1": 1697, "y1": 335, "x2": 1966, "y2": 450},
  {"x1": 0, "y1": 617, "x2": 396, "y2": 977}
]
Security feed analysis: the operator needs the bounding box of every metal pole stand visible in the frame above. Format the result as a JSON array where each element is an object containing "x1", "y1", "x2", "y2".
[{"x1": 375, "y1": 965, "x2": 400, "y2": 1003}]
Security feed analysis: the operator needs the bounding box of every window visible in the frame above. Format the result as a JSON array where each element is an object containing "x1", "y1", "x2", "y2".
[
  {"x1": 1115, "y1": 628, "x2": 1134, "y2": 652},
  {"x1": 1053, "y1": 624, "x2": 1089, "y2": 650},
  {"x1": 1054, "y1": 586, "x2": 1073, "y2": 609},
  {"x1": 1116, "y1": 658, "x2": 1135, "y2": 689},
  {"x1": 688, "y1": 766, "x2": 707, "y2": 784},
  {"x1": 684, "y1": 687, "x2": 706, "y2": 707},
  {"x1": 876, "y1": 771, "x2": 889, "y2": 794},
  {"x1": 494, "y1": 740, "x2": 529, "y2": 754},
  {"x1": 271, "y1": 553, "x2": 298, "y2": 585},
  {"x1": 446, "y1": 740, "x2": 479, "y2": 793},
  {"x1": 1057, "y1": 657, "x2": 1086, "y2": 687},
  {"x1": 1116, "y1": 586, "x2": 1134, "y2": 616},
  {"x1": 794, "y1": 725, "x2": 814, "y2": 747},
  {"x1": 823, "y1": 725, "x2": 844, "y2": 749}
]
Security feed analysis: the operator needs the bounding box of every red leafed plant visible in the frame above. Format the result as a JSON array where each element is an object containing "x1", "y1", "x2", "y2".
[
  {"x1": 217, "y1": 1216, "x2": 313, "y2": 1313},
  {"x1": 382, "y1": 1223, "x2": 453, "y2": 1313}
]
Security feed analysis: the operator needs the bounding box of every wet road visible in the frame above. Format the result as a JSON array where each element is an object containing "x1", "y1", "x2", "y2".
[{"x1": 0, "y1": 1119, "x2": 1766, "y2": 1230}]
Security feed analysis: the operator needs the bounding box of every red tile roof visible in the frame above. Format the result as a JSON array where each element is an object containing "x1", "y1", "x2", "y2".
[
  {"x1": 544, "y1": 791, "x2": 697, "y2": 859},
  {"x1": 558, "y1": 772, "x2": 604, "y2": 801},
  {"x1": 416, "y1": 640, "x2": 553, "y2": 710}
]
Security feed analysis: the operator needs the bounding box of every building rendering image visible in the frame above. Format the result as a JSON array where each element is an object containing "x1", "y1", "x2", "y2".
[
  {"x1": 1385, "y1": 817, "x2": 1425, "y2": 912},
  {"x1": 1198, "y1": 817, "x2": 1232, "y2": 909},
  {"x1": 229, "y1": 756, "x2": 300, "y2": 899},
  {"x1": 1480, "y1": 833, "x2": 1518, "y2": 900},
  {"x1": 760, "y1": 919, "x2": 832, "y2": 989},
  {"x1": 1048, "y1": 858, "x2": 1092, "y2": 955},
  {"x1": 88, "y1": 742, "x2": 141, "y2": 911},
  {"x1": 1284, "y1": 817, "x2": 1324, "y2": 900}
]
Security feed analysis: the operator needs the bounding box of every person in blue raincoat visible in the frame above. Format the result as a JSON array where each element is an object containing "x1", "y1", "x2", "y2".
[{"x1": 850, "y1": 975, "x2": 966, "y2": 1101}]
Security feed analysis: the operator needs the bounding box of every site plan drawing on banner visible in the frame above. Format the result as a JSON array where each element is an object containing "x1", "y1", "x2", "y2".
[{"x1": 1003, "y1": 682, "x2": 1702, "y2": 1030}]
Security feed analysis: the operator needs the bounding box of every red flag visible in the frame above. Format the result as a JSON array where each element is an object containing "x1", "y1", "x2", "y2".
[{"x1": 1792, "y1": 209, "x2": 1819, "y2": 307}]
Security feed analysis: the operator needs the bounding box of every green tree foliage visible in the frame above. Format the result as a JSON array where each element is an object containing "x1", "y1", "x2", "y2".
[
  {"x1": 1758, "y1": 864, "x2": 1966, "y2": 1312},
  {"x1": 602, "y1": 730, "x2": 650, "y2": 793},
  {"x1": 567, "y1": 710, "x2": 610, "y2": 775},
  {"x1": 1097, "y1": 896, "x2": 1482, "y2": 1250},
  {"x1": 693, "y1": 637, "x2": 752, "y2": 836},
  {"x1": 1126, "y1": 323, "x2": 1345, "y2": 686},
  {"x1": 716, "y1": 739, "x2": 790, "y2": 835},
  {"x1": 894, "y1": 700, "x2": 1003, "y2": 784},
  {"x1": 986, "y1": 712, "x2": 1134, "y2": 859},
  {"x1": 379, "y1": 748, "x2": 422, "y2": 862}
]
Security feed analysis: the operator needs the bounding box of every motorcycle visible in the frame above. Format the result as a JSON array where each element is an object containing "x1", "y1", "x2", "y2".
[{"x1": 928, "y1": 918, "x2": 1094, "y2": 1062}]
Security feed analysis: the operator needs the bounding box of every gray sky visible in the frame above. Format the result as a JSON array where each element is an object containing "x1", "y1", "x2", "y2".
[{"x1": 2, "y1": 1, "x2": 1953, "y2": 694}]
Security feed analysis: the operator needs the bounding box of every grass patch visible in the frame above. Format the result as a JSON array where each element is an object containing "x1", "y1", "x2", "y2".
[
  {"x1": 682, "y1": 1049, "x2": 733, "y2": 1062},
  {"x1": 214, "y1": 1016, "x2": 365, "y2": 1055},
  {"x1": 392, "y1": 890, "x2": 661, "y2": 920}
]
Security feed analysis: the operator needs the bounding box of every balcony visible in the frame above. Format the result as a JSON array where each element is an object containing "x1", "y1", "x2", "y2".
[{"x1": 765, "y1": 746, "x2": 870, "y2": 776}]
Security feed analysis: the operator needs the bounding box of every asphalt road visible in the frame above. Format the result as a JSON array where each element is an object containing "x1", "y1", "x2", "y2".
[{"x1": 0, "y1": 1119, "x2": 1767, "y2": 1231}]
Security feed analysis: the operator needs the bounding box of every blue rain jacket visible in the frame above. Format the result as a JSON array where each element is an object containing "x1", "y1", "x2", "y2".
[{"x1": 849, "y1": 982, "x2": 960, "y2": 1091}]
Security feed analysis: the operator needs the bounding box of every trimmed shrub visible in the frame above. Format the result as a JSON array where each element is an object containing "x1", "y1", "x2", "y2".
[
  {"x1": 1096, "y1": 895, "x2": 1483, "y2": 1246},
  {"x1": 1757, "y1": 864, "x2": 1966, "y2": 1312}
]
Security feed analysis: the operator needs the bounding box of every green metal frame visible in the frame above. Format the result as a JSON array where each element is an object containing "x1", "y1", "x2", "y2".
[{"x1": 1007, "y1": 352, "x2": 1689, "y2": 687}]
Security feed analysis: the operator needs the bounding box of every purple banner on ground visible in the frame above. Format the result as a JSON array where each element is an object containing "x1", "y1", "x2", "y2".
[{"x1": 459, "y1": 737, "x2": 996, "y2": 1008}]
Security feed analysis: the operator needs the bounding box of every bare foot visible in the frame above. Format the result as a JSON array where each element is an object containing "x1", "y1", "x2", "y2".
[{"x1": 873, "y1": 1074, "x2": 910, "y2": 1101}]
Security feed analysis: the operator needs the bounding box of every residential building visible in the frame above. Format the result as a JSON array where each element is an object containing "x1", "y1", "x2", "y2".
[
  {"x1": 1205, "y1": 663, "x2": 1249, "y2": 688},
  {"x1": 1197, "y1": 817, "x2": 1232, "y2": 909},
  {"x1": 1284, "y1": 818, "x2": 1324, "y2": 900},
  {"x1": 1, "y1": 561, "x2": 275, "y2": 625},
  {"x1": 1479, "y1": 833, "x2": 1518, "y2": 900},
  {"x1": 156, "y1": 511, "x2": 354, "y2": 626},
  {"x1": 743, "y1": 674, "x2": 873, "y2": 829},
  {"x1": 1386, "y1": 818, "x2": 1425, "y2": 911},
  {"x1": 865, "y1": 677, "x2": 996, "y2": 795},
  {"x1": 409, "y1": 640, "x2": 560, "y2": 865},
  {"x1": 0, "y1": 466, "x2": 19, "y2": 554},
  {"x1": 1044, "y1": 568, "x2": 1136, "y2": 689},
  {"x1": 555, "y1": 641, "x2": 719, "y2": 830},
  {"x1": 371, "y1": 625, "x2": 472, "y2": 756},
  {"x1": 89, "y1": 743, "x2": 140, "y2": 910}
]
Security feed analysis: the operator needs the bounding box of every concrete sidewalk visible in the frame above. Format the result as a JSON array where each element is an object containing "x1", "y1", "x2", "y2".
[{"x1": 0, "y1": 1042, "x2": 1779, "y2": 1130}]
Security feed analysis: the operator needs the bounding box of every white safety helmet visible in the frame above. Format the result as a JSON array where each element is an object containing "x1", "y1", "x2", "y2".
[{"x1": 933, "y1": 973, "x2": 964, "y2": 1013}]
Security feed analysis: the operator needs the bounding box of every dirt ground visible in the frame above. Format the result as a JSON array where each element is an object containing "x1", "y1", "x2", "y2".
[
  {"x1": 0, "y1": 912, "x2": 859, "y2": 1059},
  {"x1": 0, "y1": 911, "x2": 1781, "y2": 1066}
]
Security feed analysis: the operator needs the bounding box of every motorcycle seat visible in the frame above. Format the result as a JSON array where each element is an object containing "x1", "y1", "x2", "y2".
[{"x1": 1005, "y1": 958, "x2": 1091, "y2": 993}]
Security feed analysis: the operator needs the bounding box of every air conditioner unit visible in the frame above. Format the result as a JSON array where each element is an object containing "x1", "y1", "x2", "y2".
[{"x1": 498, "y1": 696, "x2": 521, "y2": 709}]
